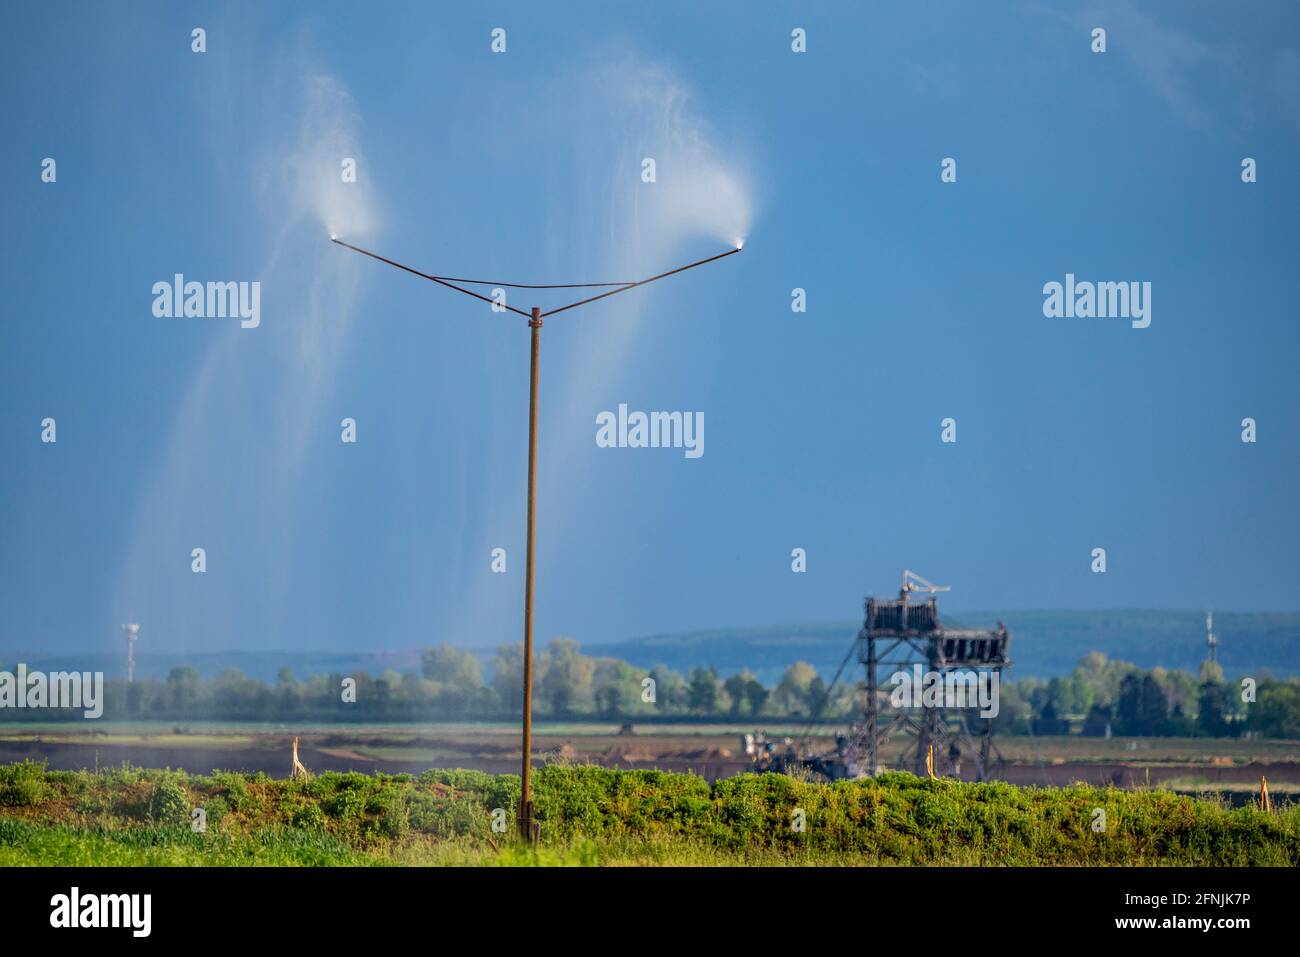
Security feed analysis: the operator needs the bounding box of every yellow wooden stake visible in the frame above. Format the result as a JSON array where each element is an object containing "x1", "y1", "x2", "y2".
[
  {"x1": 926, "y1": 743, "x2": 936, "y2": 779},
  {"x1": 1261, "y1": 774, "x2": 1272, "y2": 814}
]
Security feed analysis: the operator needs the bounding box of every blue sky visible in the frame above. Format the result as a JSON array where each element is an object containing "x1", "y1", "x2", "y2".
[{"x1": 2, "y1": 1, "x2": 1298, "y2": 661}]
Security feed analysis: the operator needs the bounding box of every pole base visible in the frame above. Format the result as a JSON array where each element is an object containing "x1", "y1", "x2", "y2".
[{"x1": 517, "y1": 799, "x2": 539, "y2": 845}]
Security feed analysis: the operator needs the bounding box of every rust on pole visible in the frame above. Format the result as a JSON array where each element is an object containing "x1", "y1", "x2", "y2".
[{"x1": 519, "y1": 305, "x2": 542, "y2": 844}]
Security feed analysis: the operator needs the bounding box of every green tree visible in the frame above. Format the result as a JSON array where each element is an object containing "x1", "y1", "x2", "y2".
[
  {"x1": 807, "y1": 676, "x2": 830, "y2": 717},
  {"x1": 491, "y1": 643, "x2": 525, "y2": 716},
  {"x1": 1246, "y1": 680, "x2": 1300, "y2": 738},
  {"x1": 1199, "y1": 660, "x2": 1225, "y2": 685},
  {"x1": 1139, "y1": 675, "x2": 1169, "y2": 733},
  {"x1": 1196, "y1": 678, "x2": 1232, "y2": 737},
  {"x1": 723, "y1": 671, "x2": 760, "y2": 717},
  {"x1": 539, "y1": 638, "x2": 594, "y2": 716},
  {"x1": 592, "y1": 660, "x2": 636, "y2": 717},
  {"x1": 687, "y1": 667, "x2": 719, "y2": 714},
  {"x1": 1118, "y1": 673, "x2": 1169, "y2": 735},
  {"x1": 1035, "y1": 700, "x2": 1068, "y2": 735},
  {"x1": 773, "y1": 662, "x2": 818, "y2": 715},
  {"x1": 421, "y1": 643, "x2": 482, "y2": 692},
  {"x1": 648, "y1": 666, "x2": 688, "y2": 712},
  {"x1": 1116, "y1": 674, "x2": 1142, "y2": 733},
  {"x1": 166, "y1": 666, "x2": 200, "y2": 712}
]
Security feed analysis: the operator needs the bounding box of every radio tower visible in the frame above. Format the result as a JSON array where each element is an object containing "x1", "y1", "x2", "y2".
[
  {"x1": 1206, "y1": 611, "x2": 1217, "y2": 664},
  {"x1": 121, "y1": 623, "x2": 140, "y2": 683}
]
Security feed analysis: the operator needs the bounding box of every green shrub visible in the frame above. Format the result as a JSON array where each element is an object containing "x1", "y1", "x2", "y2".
[
  {"x1": 202, "y1": 796, "x2": 230, "y2": 827},
  {"x1": 147, "y1": 780, "x2": 190, "y2": 826},
  {"x1": 209, "y1": 771, "x2": 253, "y2": 812},
  {"x1": 0, "y1": 760, "x2": 50, "y2": 807},
  {"x1": 290, "y1": 803, "x2": 326, "y2": 830},
  {"x1": 409, "y1": 792, "x2": 490, "y2": 839},
  {"x1": 1, "y1": 761, "x2": 1297, "y2": 865},
  {"x1": 322, "y1": 788, "x2": 367, "y2": 821},
  {"x1": 364, "y1": 791, "x2": 408, "y2": 840}
]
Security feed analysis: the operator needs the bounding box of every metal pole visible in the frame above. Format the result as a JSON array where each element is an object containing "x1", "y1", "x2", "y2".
[
  {"x1": 326, "y1": 238, "x2": 738, "y2": 841},
  {"x1": 519, "y1": 306, "x2": 542, "y2": 843}
]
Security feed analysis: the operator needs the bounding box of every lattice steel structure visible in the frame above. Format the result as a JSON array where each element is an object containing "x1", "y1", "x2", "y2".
[{"x1": 857, "y1": 574, "x2": 1011, "y2": 780}]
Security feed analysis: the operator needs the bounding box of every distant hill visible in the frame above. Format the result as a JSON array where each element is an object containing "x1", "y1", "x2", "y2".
[
  {"x1": 5, "y1": 610, "x2": 1297, "y2": 685},
  {"x1": 584, "y1": 610, "x2": 1300, "y2": 684}
]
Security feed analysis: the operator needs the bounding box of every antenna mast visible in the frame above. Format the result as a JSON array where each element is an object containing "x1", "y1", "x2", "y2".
[{"x1": 121, "y1": 623, "x2": 139, "y2": 683}]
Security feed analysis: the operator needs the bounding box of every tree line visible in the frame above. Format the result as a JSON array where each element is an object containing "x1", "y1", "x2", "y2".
[{"x1": 2, "y1": 640, "x2": 1297, "y2": 737}]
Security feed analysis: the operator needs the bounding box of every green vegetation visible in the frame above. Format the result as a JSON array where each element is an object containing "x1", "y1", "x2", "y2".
[
  {"x1": 7, "y1": 638, "x2": 1299, "y2": 740},
  {"x1": 146, "y1": 779, "x2": 191, "y2": 825},
  {"x1": 0, "y1": 759, "x2": 50, "y2": 807},
  {"x1": 0, "y1": 759, "x2": 1295, "y2": 866}
]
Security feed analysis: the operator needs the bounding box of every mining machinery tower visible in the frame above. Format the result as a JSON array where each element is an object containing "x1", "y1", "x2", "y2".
[{"x1": 858, "y1": 570, "x2": 1011, "y2": 780}]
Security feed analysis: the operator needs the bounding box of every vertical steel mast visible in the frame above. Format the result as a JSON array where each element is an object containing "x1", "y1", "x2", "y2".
[{"x1": 518, "y1": 306, "x2": 542, "y2": 842}]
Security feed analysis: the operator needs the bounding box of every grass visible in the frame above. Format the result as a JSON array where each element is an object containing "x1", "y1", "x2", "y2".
[{"x1": 0, "y1": 759, "x2": 1296, "y2": 866}]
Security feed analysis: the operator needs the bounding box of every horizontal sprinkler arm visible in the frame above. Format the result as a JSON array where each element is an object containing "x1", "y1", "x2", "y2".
[
  {"x1": 331, "y1": 238, "x2": 741, "y2": 320},
  {"x1": 331, "y1": 238, "x2": 533, "y2": 319},
  {"x1": 540, "y1": 246, "x2": 741, "y2": 318}
]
